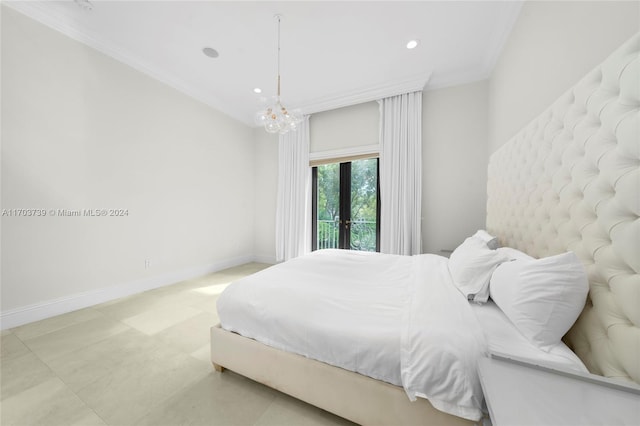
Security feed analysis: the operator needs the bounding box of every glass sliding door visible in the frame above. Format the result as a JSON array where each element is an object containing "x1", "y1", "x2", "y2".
[
  {"x1": 312, "y1": 158, "x2": 379, "y2": 252},
  {"x1": 349, "y1": 158, "x2": 379, "y2": 251},
  {"x1": 314, "y1": 162, "x2": 340, "y2": 250}
]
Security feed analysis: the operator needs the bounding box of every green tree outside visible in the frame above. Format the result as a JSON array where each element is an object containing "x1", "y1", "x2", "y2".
[{"x1": 316, "y1": 159, "x2": 378, "y2": 251}]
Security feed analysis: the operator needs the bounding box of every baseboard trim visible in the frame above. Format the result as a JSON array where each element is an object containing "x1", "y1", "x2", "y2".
[
  {"x1": 252, "y1": 254, "x2": 278, "y2": 265},
  {"x1": 0, "y1": 255, "x2": 256, "y2": 330}
]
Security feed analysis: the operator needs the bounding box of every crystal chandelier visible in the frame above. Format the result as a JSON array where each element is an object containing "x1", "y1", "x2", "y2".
[{"x1": 255, "y1": 15, "x2": 302, "y2": 134}]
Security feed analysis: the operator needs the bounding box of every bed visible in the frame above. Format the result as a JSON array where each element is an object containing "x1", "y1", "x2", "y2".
[{"x1": 211, "y1": 32, "x2": 639, "y2": 425}]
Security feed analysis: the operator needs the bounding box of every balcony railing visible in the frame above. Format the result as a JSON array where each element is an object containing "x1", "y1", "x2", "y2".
[
  {"x1": 317, "y1": 220, "x2": 339, "y2": 250},
  {"x1": 317, "y1": 219, "x2": 377, "y2": 252}
]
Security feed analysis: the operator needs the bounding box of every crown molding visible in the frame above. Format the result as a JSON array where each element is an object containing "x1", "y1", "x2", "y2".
[
  {"x1": 7, "y1": 0, "x2": 429, "y2": 126},
  {"x1": 4, "y1": 0, "x2": 519, "y2": 125},
  {"x1": 298, "y1": 72, "x2": 432, "y2": 116},
  {"x1": 425, "y1": 1, "x2": 521, "y2": 92},
  {"x1": 3, "y1": 1, "x2": 251, "y2": 126},
  {"x1": 481, "y1": 1, "x2": 523, "y2": 79},
  {"x1": 426, "y1": 68, "x2": 489, "y2": 92}
]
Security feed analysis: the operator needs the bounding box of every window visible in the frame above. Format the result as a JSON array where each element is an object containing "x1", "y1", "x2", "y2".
[{"x1": 312, "y1": 158, "x2": 380, "y2": 252}]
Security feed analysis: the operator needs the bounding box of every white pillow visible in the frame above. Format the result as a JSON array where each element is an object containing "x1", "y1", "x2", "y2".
[
  {"x1": 449, "y1": 236, "x2": 508, "y2": 303},
  {"x1": 489, "y1": 251, "x2": 589, "y2": 352},
  {"x1": 496, "y1": 246, "x2": 534, "y2": 261},
  {"x1": 473, "y1": 230, "x2": 500, "y2": 250}
]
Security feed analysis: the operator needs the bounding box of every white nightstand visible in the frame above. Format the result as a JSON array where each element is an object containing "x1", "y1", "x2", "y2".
[{"x1": 477, "y1": 353, "x2": 640, "y2": 426}]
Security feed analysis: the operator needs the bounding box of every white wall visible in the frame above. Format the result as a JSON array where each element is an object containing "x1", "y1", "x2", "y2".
[
  {"x1": 1, "y1": 7, "x2": 255, "y2": 322},
  {"x1": 421, "y1": 81, "x2": 489, "y2": 254},
  {"x1": 252, "y1": 129, "x2": 279, "y2": 263},
  {"x1": 488, "y1": 1, "x2": 639, "y2": 154}
]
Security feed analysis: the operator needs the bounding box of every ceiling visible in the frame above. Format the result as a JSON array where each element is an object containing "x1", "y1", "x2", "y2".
[{"x1": 5, "y1": 1, "x2": 523, "y2": 126}]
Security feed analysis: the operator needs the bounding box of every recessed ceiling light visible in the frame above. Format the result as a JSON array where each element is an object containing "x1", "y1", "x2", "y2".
[
  {"x1": 406, "y1": 40, "x2": 419, "y2": 49},
  {"x1": 253, "y1": 88, "x2": 262, "y2": 94},
  {"x1": 202, "y1": 47, "x2": 219, "y2": 58}
]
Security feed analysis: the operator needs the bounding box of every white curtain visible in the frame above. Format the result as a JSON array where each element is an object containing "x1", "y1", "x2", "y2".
[
  {"x1": 378, "y1": 91, "x2": 422, "y2": 255},
  {"x1": 275, "y1": 116, "x2": 312, "y2": 262}
]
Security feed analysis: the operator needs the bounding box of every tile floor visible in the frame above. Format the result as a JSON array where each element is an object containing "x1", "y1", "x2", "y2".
[{"x1": 1, "y1": 263, "x2": 356, "y2": 426}]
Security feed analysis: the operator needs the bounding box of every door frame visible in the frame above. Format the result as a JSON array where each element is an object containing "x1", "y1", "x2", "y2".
[{"x1": 311, "y1": 158, "x2": 380, "y2": 252}]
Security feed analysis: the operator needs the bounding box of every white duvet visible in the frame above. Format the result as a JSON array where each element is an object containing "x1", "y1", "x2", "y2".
[{"x1": 217, "y1": 249, "x2": 487, "y2": 421}]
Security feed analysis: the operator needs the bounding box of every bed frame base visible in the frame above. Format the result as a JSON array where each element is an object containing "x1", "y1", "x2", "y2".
[{"x1": 210, "y1": 324, "x2": 473, "y2": 426}]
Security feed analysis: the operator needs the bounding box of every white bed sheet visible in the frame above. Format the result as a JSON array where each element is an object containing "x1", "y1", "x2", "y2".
[
  {"x1": 218, "y1": 249, "x2": 409, "y2": 386},
  {"x1": 470, "y1": 301, "x2": 588, "y2": 373},
  {"x1": 217, "y1": 249, "x2": 487, "y2": 421}
]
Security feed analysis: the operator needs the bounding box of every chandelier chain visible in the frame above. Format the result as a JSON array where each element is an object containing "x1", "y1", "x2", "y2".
[
  {"x1": 277, "y1": 15, "x2": 281, "y2": 97},
  {"x1": 254, "y1": 13, "x2": 302, "y2": 134}
]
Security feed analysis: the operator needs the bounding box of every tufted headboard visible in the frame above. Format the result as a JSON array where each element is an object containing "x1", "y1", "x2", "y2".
[{"x1": 487, "y1": 33, "x2": 639, "y2": 384}]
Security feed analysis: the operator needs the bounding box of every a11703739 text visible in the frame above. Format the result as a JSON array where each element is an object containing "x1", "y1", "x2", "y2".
[{"x1": 1, "y1": 209, "x2": 129, "y2": 217}]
